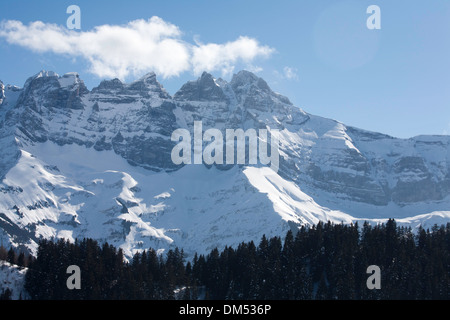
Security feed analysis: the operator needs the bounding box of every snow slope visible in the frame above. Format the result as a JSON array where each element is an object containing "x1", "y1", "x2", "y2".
[
  {"x1": 0, "y1": 261, "x2": 27, "y2": 299},
  {"x1": 0, "y1": 70, "x2": 449, "y2": 261}
]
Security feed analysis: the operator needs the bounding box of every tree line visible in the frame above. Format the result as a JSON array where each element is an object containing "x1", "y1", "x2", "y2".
[
  {"x1": 2, "y1": 219, "x2": 449, "y2": 300},
  {"x1": 0, "y1": 245, "x2": 32, "y2": 300}
]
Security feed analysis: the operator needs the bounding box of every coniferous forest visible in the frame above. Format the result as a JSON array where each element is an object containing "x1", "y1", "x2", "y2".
[{"x1": 2, "y1": 219, "x2": 449, "y2": 300}]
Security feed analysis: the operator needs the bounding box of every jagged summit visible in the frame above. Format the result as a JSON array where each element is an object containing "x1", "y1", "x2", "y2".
[
  {"x1": 230, "y1": 70, "x2": 270, "y2": 94},
  {"x1": 17, "y1": 70, "x2": 88, "y2": 111},
  {"x1": 231, "y1": 70, "x2": 292, "y2": 106},
  {"x1": 31, "y1": 70, "x2": 59, "y2": 79},
  {"x1": 22, "y1": 70, "x2": 87, "y2": 92},
  {"x1": 58, "y1": 72, "x2": 84, "y2": 89},
  {"x1": 10, "y1": 69, "x2": 289, "y2": 108},
  {"x1": 136, "y1": 71, "x2": 157, "y2": 82},
  {"x1": 231, "y1": 69, "x2": 261, "y2": 86},
  {"x1": 0, "y1": 81, "x2": 21, "y2": 108},
  {"x1": 92, "y1": 78, "x2": 124, "y2": 93},
  {"x1": 0, "y1": 69, "x2": 449, "y2": 258},
  {"x1": 91, "y1": 72, "x2": 170, "y2": 99},
  {"x1": 128, "y1": 72, "x2": 170, "y2": 99},
  {"x1": 174, "y1": 71, "x2": 226, "y2": 102}
]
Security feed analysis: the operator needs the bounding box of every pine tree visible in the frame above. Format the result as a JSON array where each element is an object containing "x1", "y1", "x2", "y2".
[
  {"x1": 0, "y1": 245, "x2": 7, "y2": 261},
  {"x1": 315, "y1": 273, "x2": 329, "y2": 300},
  {"x1": 0, "y1": 288, "x2": 12, "y2": 300},
  {"x1": 17, "y1": 251, "x2": 25, "y2": 268},
  {"x1": 19, "y1": 220, "x2": 450, "y2": 300},
  {"x1": 6, "y1": 247, "x2": 15, "y2": 265}
]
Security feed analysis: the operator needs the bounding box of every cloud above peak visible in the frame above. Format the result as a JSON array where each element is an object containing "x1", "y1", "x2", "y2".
[
  {"x1": 0, "y1": 17, "x2": 274, "y2": 80},
  {"x1": 192, "y1": 36, "x2": 274, "y2": 76}
]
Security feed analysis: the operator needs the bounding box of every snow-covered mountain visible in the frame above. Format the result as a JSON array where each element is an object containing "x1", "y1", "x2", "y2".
[{"x1": 0, "y1": 70, "x2": 449, "y2": 258}]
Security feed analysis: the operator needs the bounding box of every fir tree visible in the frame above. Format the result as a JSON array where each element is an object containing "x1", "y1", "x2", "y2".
[{"x1": 7, "y1": 247, "x2": 15, "y2": 264}]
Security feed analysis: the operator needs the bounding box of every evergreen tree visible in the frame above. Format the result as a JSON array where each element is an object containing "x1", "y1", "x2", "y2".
[
  {"x1": 0, "y1": 288, "x2": 12, "y2": 300},
  {"x1": 7, "y1": 247, "x2": 15, "y2": 264},
  {"x1": 20, "y1": 219, "x2": 450, "y2": 300},
  {"x1": 17, "y1": 251, "x2": 25, "y2": 268},
  {"x1": 0, "y1": 245, "x2": 7, "y2": 261}
]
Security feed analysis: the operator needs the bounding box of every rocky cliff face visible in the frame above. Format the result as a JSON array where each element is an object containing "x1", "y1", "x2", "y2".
[
  {"x1": 0, "y1": 70, "x2": 449, "y2": 257},
  {"x1": 0, "y1": 80, "x2": 5, "y2": 105}
]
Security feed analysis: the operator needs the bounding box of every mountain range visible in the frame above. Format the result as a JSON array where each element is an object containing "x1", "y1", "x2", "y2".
[{"x1": 0, "y1": 70, "x2": 449, "y2": 258}]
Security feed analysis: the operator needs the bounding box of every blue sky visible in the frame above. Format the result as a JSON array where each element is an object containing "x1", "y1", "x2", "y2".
[{"x1": 1, "y1": 0, "x2": 449, "y2": 138}]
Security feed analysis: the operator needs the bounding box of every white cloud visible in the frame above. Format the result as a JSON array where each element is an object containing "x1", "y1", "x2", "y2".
[
  {"x1": 191, "y1": 36, "x2": 273, "y2": 76},
  {"x1": 246, "y1": 65, "x2": 264, "y2": 74},
  {"x1": 283, "y1": 66, "x2": 299, "y2": 80},
  {"x1": 273, "y1": 66, "x2": 299, "y2": 81},
  {"x1": 0, "y1": 17, "x2": 274, "y2": 80}
]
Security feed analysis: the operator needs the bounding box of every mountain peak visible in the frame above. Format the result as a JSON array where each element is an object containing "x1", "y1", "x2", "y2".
[
  {"x1": 92, "y1": 78, "x2": 124, "y2": 93},
  {"x1": 200, "y1": 71, "x2": 214, "y2": 79},
  {"x1": 22, "y1": 70, "x2": 88, "y2": 94},
  {"x1": 32, "y1": 70, "x2": 59, "y2": 79},
  {"x1": 139, "y1": 71, "x2": 156, "y2": 81},
  {"x1": 174, "y1": 71, "x2": 226, "y2": 102},
  {"x1": 17, "y1": 70, "x2": 88, "y2": 111},
  {"x1": 231, "y1": 70, "x2": 271, "y2": 93},
  {"x1": 22, "y1": 70, "x2": 58, "y2": 90},
  {"x1": 137, "y1": 71, "x2": 157, "y2": 83},
  {"x1": 231, "y1": 70, "x2": 258, "y2": 82},
  {"x1": 58, "y1": 72, "x2": 86, "y2": 91},
  {"x1": 1, "y1": 69, "x2": 450, "y2": 263},
  {"x1": 127, "y1": 72, "x2": 170, "y2": 98},
  {"x1": 229, "y1": 70, "x2": 293, "y2": 108},
  {"x1": 198, "y1": 71, "x2": 218, "y2": 86}
]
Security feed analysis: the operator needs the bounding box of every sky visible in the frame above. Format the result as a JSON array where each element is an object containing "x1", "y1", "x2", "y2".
[{"x1": 0, "y1": 0, "x2": 449, "y2": 139}]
